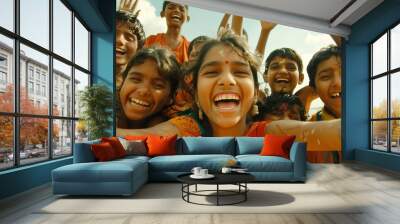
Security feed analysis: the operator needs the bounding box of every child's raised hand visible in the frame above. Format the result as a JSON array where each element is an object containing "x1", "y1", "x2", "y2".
[
  {"x1": 260, "y1": 20, "x2": 276, "y2": 31},
  {"x1": 119, "y1": 0, "x2": 139, "y2": 13}
]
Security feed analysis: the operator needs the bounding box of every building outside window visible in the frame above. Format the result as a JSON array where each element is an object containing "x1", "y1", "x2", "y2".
[
  {"x1": 35, "y1": 70, "x2": 40, "y2": 81},
  {"x1": 41, "y1": 85, "x2": 46, "y2": 97},
  {"x1": 41, "y1": 73, "x2": 46, "y2": 83},
  {"x1": 28, "y1": 66, "x2": 34, "y2": 80},
  {"x1": 0, "y1": 71, "x2": 6, "y2": 85},
  {"x1": 0, "y1": 54, "x2": 7, "y2": 89},
  {"x1": 0, "y1": 0, "x2": 91, "y2": 170},
  {"x1": 35, "y1": 83, "x2": 40, "y2": 95},
  {"x1": 370, "y1": 22, "x2": 400, "y2": 154},
  {"x1": 0, "y1": 54, "x2": 7, "y2": 67},
  {"x1": 28, "y1": 81, "x2": 34, "y2": 94}
]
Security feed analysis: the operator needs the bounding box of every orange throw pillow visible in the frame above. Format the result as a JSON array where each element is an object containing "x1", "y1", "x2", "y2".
[
  {"x1": 146, "y1": 135, "x2": 177, "y2": 157},
  {"x1": 260, "y1": 134, "x2": 296, "y2": 159},
  {"x1": 101, "y1": 137, "x2": 126, "y2": 158},
  {"x1": 91, "y1": 142, "x2": 117, "y2": 161}
]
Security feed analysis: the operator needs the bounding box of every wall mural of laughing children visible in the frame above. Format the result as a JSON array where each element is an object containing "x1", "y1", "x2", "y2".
[{"x1": 114, "y1": 0, "x2": 343, "y2": 163}]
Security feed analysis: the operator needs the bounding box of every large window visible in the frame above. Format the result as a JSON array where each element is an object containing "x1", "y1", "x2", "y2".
[
  {"x1": 0, "y1": 0, "x2": 91, "y2": 171},
  {"x1": 370, "y1": 22, "x2": 400, "y2": 154}
]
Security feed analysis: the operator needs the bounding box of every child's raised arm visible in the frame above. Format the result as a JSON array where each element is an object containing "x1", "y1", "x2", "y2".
[
  {"x1": 265, "y1": 119, "x2": 341, "y2": 151},
  {"x1": 330, "y1": 34, "x2": 342, "y2": 47},
  {"x1": 219, "y1": 13, "x2": 231, "y2": 30},
  {"x1": 294, "y1": 85, "x2": 319, "y2": 114},
  {"x1": 119, "y1": 0, "x2": 140, "y2": 13},
  {"x1": 231, "y1": 15, "x2": 243, "y2": 36},
  {"x1": 255, "y1": 20, "x2": 276, "y2": 59}
]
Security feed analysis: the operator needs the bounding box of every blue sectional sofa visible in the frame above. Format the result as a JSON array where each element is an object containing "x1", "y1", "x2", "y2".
[{"x1": 52, "y1": 137, "x2": 306, "y2": 196}]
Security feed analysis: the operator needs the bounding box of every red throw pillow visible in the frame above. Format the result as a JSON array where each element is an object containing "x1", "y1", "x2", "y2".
[
  {"x1": 146, "y1": 135, "x2": 177, "y2": 157},
  {"x1": 125, "y1": 135, "x2": 148, "y2": 141},
  {"x1": 260, "y1": 134, "x2": 296, "y2": 159},
  {"x1": 91, "y1": 142, "x2": 117, "y2": 161},
  {"x1": 101, "y1": 137, "x2": 126, "y2": 158}
]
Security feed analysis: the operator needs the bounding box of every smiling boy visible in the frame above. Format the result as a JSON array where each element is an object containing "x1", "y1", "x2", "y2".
[
  {"x1": 144, "y1": 1, "x2": 190, "y2": 64},
  {"x1": 307, "y1": 45, "x2": 341, "y2": 121},
  {"x1": 263, "y1": 48, "x2": 304, "y2": 95},
  {"x1": 306, "y1": 45, "x2": 341, "y2": 163}
]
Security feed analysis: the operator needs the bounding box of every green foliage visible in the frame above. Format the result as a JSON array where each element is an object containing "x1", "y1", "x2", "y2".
[{"x1": 79, "y1": 84, "x2": 113, "y2": 140}]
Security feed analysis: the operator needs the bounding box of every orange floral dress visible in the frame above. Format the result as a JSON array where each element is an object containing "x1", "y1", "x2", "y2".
[{"x1": 144, "y1": 33, "x2": 189, "y2": 64}]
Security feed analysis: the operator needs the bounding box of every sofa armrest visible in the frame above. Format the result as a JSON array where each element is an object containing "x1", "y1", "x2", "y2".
[
  {"x1": 73, "y1": 141, "x2": 99, "y2": 163},
  {"x1": 289, "y1": 142, "x2": 307, "y2": 181}
]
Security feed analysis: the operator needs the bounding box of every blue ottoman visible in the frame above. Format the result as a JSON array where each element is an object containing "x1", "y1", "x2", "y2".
[{"x1": 52, "y1": 156, "x2": 148, "y2": 196}]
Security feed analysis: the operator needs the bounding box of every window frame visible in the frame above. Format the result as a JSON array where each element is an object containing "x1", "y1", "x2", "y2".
[
  {"x1": 370, "y1": 19, "x2": 400, "y2": 154},
  {"x1": 0, "y1": 0, "x2": 92, "y2": 171}
]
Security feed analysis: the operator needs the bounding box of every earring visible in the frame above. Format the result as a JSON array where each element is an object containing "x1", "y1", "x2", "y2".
[
  {"x1": 196, "y1": 101, "x2": 203, "y2": 120},
  {"x1": 251, "y1": 103, "x2": 259, "y2": 116},
  {"x1": 198, "y1": 108, "x2": 203, "y2": 120}
]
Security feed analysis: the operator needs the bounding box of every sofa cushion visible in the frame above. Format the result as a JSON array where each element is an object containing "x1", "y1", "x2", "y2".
[
  {"x1": 101, "y1": 137, "x2": 126, "y2": 158},
  {"x1": 91, "y1": 142, "x2": 118, "y2": 161},
  {"x1": 116, "y1": 155, "x2": 150, "y2": 163},
  {"x1": 260, "y1": 134, "x2": 296, "y2": 159},
  {"x1": 119, "y1": 138, "x2": 147, "y2": 156},
  {"x1": 236, "y1": 155, "x2": 293, "y2": 172},
  {"x1": 73, "y1": 140, "x2": 100, "y2": 163},
  {"x1": 235, "y1": 137, "x2": 263, "y2": 155},
  {"x1": 148, "y1": 154, "x2": 235, "y2": 172},
  {"x1": 177, "y1": 137, "x2": 235, "y2": 155},
  {"x1": 52, "y1": 159, "x2": 146, "y2": 183},
  {"x1": 147, "y1": 135, "x2": 177, "y2": 157}
]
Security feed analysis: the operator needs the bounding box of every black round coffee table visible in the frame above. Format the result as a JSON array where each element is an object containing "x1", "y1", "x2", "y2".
[{"x1": 177, "y1": 173, "x2": 255, "y2": 206}]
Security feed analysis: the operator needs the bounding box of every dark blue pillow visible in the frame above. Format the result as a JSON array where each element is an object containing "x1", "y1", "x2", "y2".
[{"x1": 73, "y1": 139, "x2": 100, "y2": 163}]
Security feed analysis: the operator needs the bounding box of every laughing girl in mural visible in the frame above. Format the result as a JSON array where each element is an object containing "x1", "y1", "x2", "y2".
[
  {"x1": 117, "y1": 32, "x2": 341, "y2": 151},
  {"x1": 168, "y1": 35, "x2": 212, "y2": 116},
  {"x1": 117, "y1": 47, "x2": 180, "y2": 129}
]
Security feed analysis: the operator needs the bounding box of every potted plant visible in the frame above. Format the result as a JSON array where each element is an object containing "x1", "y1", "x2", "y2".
[{"x1": 79, "y1": 84, "x2": 113, "y2": 140}]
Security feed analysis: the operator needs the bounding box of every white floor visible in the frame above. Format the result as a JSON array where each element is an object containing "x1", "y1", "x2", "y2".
[{"x1": 1, "y1": 162, "x2": 400, "y2": 224}]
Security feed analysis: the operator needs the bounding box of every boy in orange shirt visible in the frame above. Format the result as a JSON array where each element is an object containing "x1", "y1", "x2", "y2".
[{"x1": 144, "y1": 1, "x2": 190, "y2": 64}]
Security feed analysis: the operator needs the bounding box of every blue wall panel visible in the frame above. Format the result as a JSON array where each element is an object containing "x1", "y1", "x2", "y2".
[
  {"x1": 343, "y1": 44, "x2": 369, "y2": 159},
  {"x1": 0, "y1": 0, "x2": 115, "y2": 200},
  {"x1": 355, "y1": 149, "x2": 400, "y2": 172},
  {"x1": 0, "y1": 158, "x2": 72, "y2": 199},
  {"x1": 345, "y1": 0, "x2": 400, "y2": 170},
  {"x1": 91, "y1": 0, "x2": 115, "y2": 135}
]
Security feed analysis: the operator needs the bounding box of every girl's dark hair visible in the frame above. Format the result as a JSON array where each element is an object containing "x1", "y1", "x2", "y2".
[
  {"x1": 189, "y1": 32, "x2": 261, "y2": 136},
  {"x1": 256, "y1": 93, "x2": 307, "y2": 121},
  {"x1": 116, "y1": 11, "x2": 146, "y2": 50},
  {"x1": 121, "y1": 47, "x2": 181, "y2": 96},
  {"x1": 117, "y1": 47, "x2": 181, "y2": 127},
  {"x1": 188, "y1": 35, "x2": 211, "y2": 55}
]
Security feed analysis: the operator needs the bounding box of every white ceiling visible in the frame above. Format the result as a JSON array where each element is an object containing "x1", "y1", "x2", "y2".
[{"x1": 172, "y1": 0, "x2": 384, "y2": 38}]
